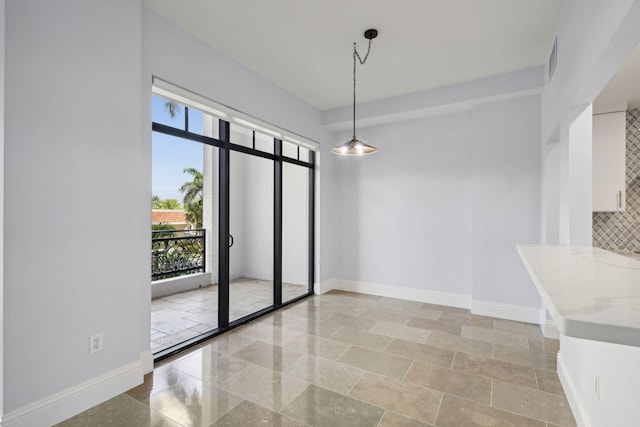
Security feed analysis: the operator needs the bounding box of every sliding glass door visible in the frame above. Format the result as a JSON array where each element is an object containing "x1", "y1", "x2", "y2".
[{"x1": 151, "y1": 87, "x2": 315, "y2": 360}]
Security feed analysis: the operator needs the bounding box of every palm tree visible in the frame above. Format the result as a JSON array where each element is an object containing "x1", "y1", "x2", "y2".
[
  {"x1": 179, "y1": 167, "x2": 203, "y2": 228},
  {"x1": 164, "y1": 101, "x2": 181, "y2": 118}
]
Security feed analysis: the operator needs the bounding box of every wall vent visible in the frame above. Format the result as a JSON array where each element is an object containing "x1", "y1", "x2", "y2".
[{"x1": 548, "y1": 37, "x2": 557, "y2": 80}]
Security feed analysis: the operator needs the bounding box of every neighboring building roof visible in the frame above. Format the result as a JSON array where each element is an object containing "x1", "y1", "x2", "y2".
[{"x1": 151, "y1": 210, "x2": 188, "y2": 224}]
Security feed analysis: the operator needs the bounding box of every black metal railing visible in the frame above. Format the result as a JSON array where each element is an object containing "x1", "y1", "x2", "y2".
[{"x1": 152, "y1": 229, "x2": 206, "y2": 280}]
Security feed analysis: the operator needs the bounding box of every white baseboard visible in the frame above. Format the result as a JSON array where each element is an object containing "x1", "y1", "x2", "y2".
[
  {"x1": 140, "y1": 350, "x2": 154, "y2": 374},
  {"x1": 471, "y1": 300, "x2": 541, "y2": 324},
  {"x1": 1, "y1": 356, "x2": 145, "y2": 427},
  {"x1": 315, "y1": 278, "x2": 340, "y2": 295},
  {"x1": 543, "y1": 319, "x2": 560, "y2": 339},
  {"x1": 557, "y1": 351, "x2": 591, "y2": 427},
  {"x1": 319, "y1": 278, "x2": 470, "y2": 309}
]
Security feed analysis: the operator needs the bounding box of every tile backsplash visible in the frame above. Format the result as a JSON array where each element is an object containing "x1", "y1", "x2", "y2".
[{"x1": 593, "y1": 109, "x2": 640, "y2": 251}]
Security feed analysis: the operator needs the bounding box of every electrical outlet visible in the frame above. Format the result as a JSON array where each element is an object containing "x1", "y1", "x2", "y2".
[
  {"x1": 595, "y1": 375, "x2": 600, "y2": 400},
  {"x1": 90, "y1": 333, "x2": 103, "y2": 354}
]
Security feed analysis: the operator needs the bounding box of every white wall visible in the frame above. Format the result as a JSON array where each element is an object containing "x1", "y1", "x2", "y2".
[
  {"x1": 541, "y1": 0, "x2": 640, "y2": 143},
  {"x1": 331, "y1": 111, "x2": 474, "y2": 297},
  {"x1": 4, "y1": 0, "x2": 144, "y2": 417},
  {"x1": 470, "y1": 96, "x2": 542, "y2": 308},
  {"x1": 0, "y1": 0, "x2": 5, "y2": 420},
  {"x1": 326, "y1": 90, "x2": 543, "y2": 315}
]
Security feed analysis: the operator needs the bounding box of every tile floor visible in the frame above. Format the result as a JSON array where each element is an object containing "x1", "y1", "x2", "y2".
[
  {"x1": 151, "y1": 278, "x2": 309, "y2": 353},
  {"x1": 58, "y1": 290, "x2": 576, "y2": 427}
]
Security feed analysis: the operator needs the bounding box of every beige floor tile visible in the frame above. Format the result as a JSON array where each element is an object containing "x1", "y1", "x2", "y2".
[
  {"x1": 218, "y1": 364, "x2": 309, "y2": 411},
  {"x1": 436, "y1": 394, "x2": 545, "y2": 427},
  {"x1": 349, "y1": 373, "x2": 442, "y2": 424},
  {"x1": 126, "y1": 364, "x2": 199, "y2": 401},
  {"x1": 384, "y1": 339, "x2": 455, "y2": 368},
  {"x1": 204, "y1": 332, "x2": 255, "y2": 355},
  {"x1": 231, "y1": 340, "x2": 304, "y2": 371},
  {"x1": 338, "y1": 346, "x2": 413, "y2": 379},
  {"x1": 379, "y1": 297, "x2": 427, "y2": 312},
  {"x1": 420, "y1": 302, "x2": 468, "y2": 315},
  {"x1": 425, "y1": 331, "x2": 493, "y2": 357},
  {"x1": 286, "y1": 354, "x2": 364, "y2": 394},
  {"x1": 327, "y1": 290, "x2": 383, "y2": 301},
  {"x1": 494, "y1": 319, "x2": 543, "y2": 337},
  {"x1": 234, "y1": 322, "x2": 305, "y2": 346},
  {"x1": 528, "y1": 335, "x2": 560, "y2": 355},
  {"x1": 461, "y1": 325, "x2": 529, "y2": 347},
  {"x1": 493, "y1": 343, "x2": 557, "y2": 370},
  {"x1": 149, "y1": 378, "x2": 243, "y2": 426},
  {"x1": 406, "y1": 317, "x2": 462, "y2": 336},
  {"x1": 282, "y1": 384, "x2": 385, "y2": 427},
  {"x1": 438, "y1": 311, "x2": 494, "y2": 329},
  {"x1": 369, "y1": 321, "x2": 431, "y2": 343},
  {"x1": 329, "y1": 327, "x2": 392, "y2": 351},
  {"x1": 169, "y1": 349, "x2": 250, "y2": 383},
  {"x1": 359, "y1": 308, "x2": 415, "y2": 324},
  {"x1": 324, "y1": 313, "x2": 377, "y2": 330},
  {"x1": 284, "y1": 333, "x2": 352, "y2": 360},
  {"x1": 404, "y1": 360, "x2": 491, "y2": 404},
  {"x1": 281, "y1": 315, "x2": 344, "y2": 338},
  {"x1": 451, "y1": 352, "x2": 537, "y2": 388},
  {"x1": 492, "y1": 380, "x2": 576, "y2": 426},
  {"x1": 377, "y1": 411, "x2": 434, "y2": 427},
  {"x1": 210, "y1": 399, "x2": 308, "y2": 427},
  {"x1": 56, "y1": 394, "x2": 181, "y2": 427},
  {"x1": 535, "y1": 368, "x2": 565, "y2": 395}
]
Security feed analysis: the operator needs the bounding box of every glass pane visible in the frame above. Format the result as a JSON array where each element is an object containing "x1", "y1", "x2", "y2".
[
  {"x1": 282, "y1": 163, "x2": 310, "y2": 302},
  {"x1": 229, "y1": 152, "x2": 274, "y2": 321},
  {"x1": 151, "y1": 131, "x2": 219, "y2": 353},
  {"x1": 283, "y1": 141, "x2": 298, "y2": 159},
  {"x1": 254, "y1": 131, "x2": 274, "y2": 154},
  {"x1": 152, "y1": 95, "x2": 187, "y2": 129},
  {"x1": 230, "y1": 123, "x2": 253, "y2": 149},
  {"x1": 187, "y1": 107, "x2": 204, "y2": 135},
  {"x1": 299, "y1": 147, "x2": 310, "y2": 162}
]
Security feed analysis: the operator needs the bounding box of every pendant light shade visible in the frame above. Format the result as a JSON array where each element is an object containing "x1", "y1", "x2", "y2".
[
  {"x1": 333, "y1": 29, "x2": 379, "y2": 156},
  {"x1": 332, "y1": 137, "x2": 377, "y2": 155}
]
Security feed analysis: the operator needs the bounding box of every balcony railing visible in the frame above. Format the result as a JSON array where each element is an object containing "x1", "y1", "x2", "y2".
[{"x1": 152, "y1": 229, "x2": 206, "y2": 280}]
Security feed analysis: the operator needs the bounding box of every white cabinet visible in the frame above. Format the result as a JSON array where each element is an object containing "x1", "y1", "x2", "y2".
[{"x1": 593, "y1": 111, "x2": 626, "y2": 212}]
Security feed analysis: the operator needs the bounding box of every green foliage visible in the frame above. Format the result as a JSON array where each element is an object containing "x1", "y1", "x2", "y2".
[
  {"x1": 179, "y1": 167, "x2": 203, "y2": 228},
  {"x1": 152, "y1": 222, "x2": 176, "y2": 238},
  {"x1": 155, "y1": 198, "x2": 183, "y2": 210},
  {"x1": 164, "y1": 101, "x2": 181, "y2": 118}
]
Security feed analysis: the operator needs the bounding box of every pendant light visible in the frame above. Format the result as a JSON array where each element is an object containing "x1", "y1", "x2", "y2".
[{"x1": 332, "y1": 29, "x2": 379, "y2": 155}]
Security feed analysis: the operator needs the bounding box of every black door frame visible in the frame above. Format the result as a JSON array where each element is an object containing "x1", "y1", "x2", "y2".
[{"x1": 151, "y1": 118, "x2": 315, "y2": 362}]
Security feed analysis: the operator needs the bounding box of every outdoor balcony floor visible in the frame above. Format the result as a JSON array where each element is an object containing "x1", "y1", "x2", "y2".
[{"x1": 151, "y1": 278, "x2": 308, "y2": 353}]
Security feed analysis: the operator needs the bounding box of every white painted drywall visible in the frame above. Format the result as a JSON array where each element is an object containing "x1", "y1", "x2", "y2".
[
  {"x1": 4, "y1": 0, "x2": 143, "y2": 414},
  {"x1": 567, "y1": 105, "x2": 593, "y2": 246},
  {"x1": 470, "y1": 96, "x2": 542, "y2": 307},
  {"x1": 0, "y1": 0, "x2": 5, "y2": 419},
  {"x1": 541, "y1": 0, "x2": 640, "y2": 143},
  {"x1": 327, "y1": 93, "x2": 542, "y2": 310},
  {"x1": 331, "y1": 111, "x2": 474, "y2": 296}
]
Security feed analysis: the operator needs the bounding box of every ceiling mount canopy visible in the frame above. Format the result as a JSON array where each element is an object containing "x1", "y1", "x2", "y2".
[{"x1": 332, "y1": 29, "x2": 379, "y2": 156}]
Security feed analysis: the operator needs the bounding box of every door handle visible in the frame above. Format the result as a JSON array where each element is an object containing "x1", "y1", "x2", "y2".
[
  {"x1": 618, "y1": 190, "x2": 623, "y2": 209},
  {"x1": 229, "y1": 234, "x2": 234, "y2": 248}
]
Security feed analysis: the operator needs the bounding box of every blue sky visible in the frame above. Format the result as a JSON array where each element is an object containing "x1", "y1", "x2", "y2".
[{"x1": 152, "y1": 96, "x2": 204, "y2": 203}]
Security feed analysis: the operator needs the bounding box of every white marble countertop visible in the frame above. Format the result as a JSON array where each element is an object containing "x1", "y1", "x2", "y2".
[{"x1": 517, "y1": 245, "x2": 640, "y2": 347}]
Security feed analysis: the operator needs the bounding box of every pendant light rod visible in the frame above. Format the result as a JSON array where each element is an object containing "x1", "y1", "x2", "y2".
[{"x1": 332, "y1": 29, "x2": 379, "y2": 156}]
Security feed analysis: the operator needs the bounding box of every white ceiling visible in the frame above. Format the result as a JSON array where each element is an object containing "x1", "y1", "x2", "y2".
[
  {"x1": 594, "y1": 43, "x2": 640, "y2": 113},
  {"x1": 144, "y1": 0, "x2": 563, "y2": 111}
]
